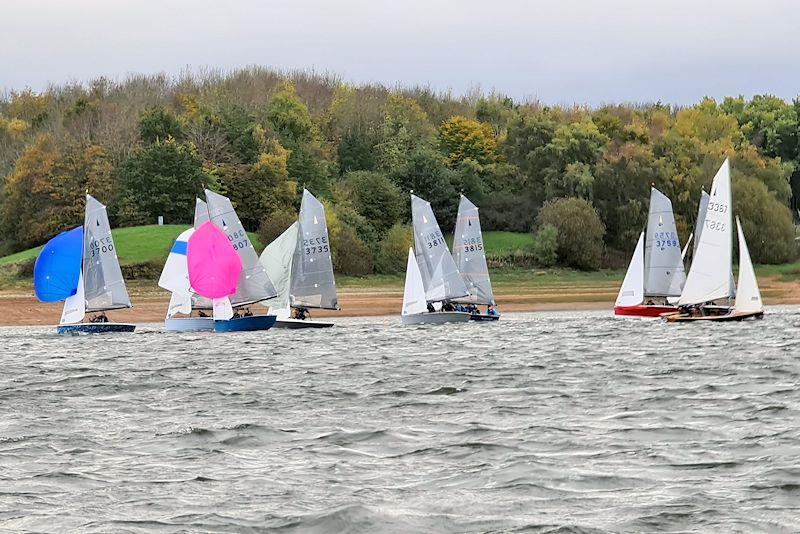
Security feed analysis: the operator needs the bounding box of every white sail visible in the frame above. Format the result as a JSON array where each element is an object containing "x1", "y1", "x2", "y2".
[
  {"x1": 644, "y1": 188, "x2": 685, "y2": 297},
  {"x1": 60, "y1": 270, "x2": 86, "y2": 324},
  {"x1": 678, "y1": 159, "x2": 733, "y2": 306},
  {"x1": 83, "y1": 195, "x2": 132, "y2": 312},
  {"x1": 204, "y1": 189, "x2": 277, "y2": 307},
  {"x1": 259, "y1": 222, "x2": 299, "y2": 311},
  {"x1": 194, "y1": 198, "x2": 209, "y2": 229},
  {"x1": 411, "y1": 194, "x2": 469, "y2": 302},
  {"x1": 733, "y1": 217, "x2": 763, "y2": 314},
  {"x1": 166, "y1": 291, "x2": 192, "y2": 319},
  {"x1": 615, "y1": 232, "x2": 645, "y2": 307},
  {"x1": 402, "y1": 247, "x2": 427, "y2": 316},
  {"x1": 212, "y1": 297, "x2": 234, "y2": 320},
  {"x1": 159, "y1": 228, "x2": 193, "y2": 294},
  {"x1": 452, "y1": 195, "x2": 495, "y2": 305},
  {"x1": 291, "y1": 190, "x2": 338, "y2": 309}
]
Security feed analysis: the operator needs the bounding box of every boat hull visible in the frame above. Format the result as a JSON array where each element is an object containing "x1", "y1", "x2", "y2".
[
  {"x1": 401, "y1": 311, "x2": 472, "y2": 325},
  {"x1": 664, "y1": 310, "x2": 764, "y2": 323},
  {"x1": 273, "y1": 318, "x2": 334, "y2": 329},
  {"x1": 469, "y1": 313, "x2": 500, "y2": 322},
  {"x1": 614, "y1": 305, "x2": 678, "y2": 318},
  {"x1": 213, "y1": 314, "x2": 277, "y2": 332},
  {"x1": 165, "y1": 317, "x2": 214, "y2": 332},
  {"x1": 56, "y1": 323, "x2": 136, "y2": 335}
]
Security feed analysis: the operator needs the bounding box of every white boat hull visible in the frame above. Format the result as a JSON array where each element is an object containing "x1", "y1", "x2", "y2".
[
  {"x1": 401, "y1": 311, "x2": 472, "y2": 325},
  {"x1": 274, "y1": 318, "x2": 334, "y2": 329},
  {"x1": 164, "y1": 317, "x2": 214, "y2": 332}
]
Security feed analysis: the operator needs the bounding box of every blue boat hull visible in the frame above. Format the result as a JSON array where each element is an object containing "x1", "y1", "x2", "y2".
[
  {"x1": 57, "y1": 323, "x2": 136, "y2": 334},
  {"x1": 469, "y1": 314, "x2": 500, "y2": 322},
  {"x1": 213, "y1": 314, "x2": 277, "y2": 333}
]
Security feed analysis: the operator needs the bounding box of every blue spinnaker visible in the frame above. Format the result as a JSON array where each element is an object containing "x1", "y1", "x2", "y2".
[{"x1": 33, "y1": 226, "x2": 83, "y2": 302}]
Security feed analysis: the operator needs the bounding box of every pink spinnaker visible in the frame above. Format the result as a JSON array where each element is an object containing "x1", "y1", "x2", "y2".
[{"x1": 187, "y1": 221, "x2": 242, "y2": 299}]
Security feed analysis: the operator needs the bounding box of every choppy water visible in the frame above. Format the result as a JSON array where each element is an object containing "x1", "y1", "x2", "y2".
[{"x1": 2, "y1": 309, "x2": 800, "y2": 533}]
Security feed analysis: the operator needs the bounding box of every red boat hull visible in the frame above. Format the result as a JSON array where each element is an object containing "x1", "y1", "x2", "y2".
[{"x1": 614, "y1": 305, "x2": 678, "y2": 318}]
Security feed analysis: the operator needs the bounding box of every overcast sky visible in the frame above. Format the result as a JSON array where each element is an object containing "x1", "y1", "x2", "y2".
[{"x1": 3, "y1": 0, "x2": 799, "y2": 105}]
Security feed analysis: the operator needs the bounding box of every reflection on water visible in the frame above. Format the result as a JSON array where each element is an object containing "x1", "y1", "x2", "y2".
[{"x1": 2, "y1": 309, "x2": 800, "y2": 532}]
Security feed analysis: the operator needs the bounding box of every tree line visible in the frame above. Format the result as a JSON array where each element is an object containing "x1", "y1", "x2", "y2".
[{"x1": 1, "y1": 67, "x2": 798, "y2": 273}]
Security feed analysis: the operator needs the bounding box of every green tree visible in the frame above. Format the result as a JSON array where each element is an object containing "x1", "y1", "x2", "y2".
[
  {"x1": 375, "y1": 223, "x2": 412, "y2": 274},
  {"x1": 531, "y1": 223, "x2": 558, "y2": 267},
  {"x1": 117, "y1": 139, "x2": 210, "y2": 225},
  {"x1": 733, "y1": 176, "x2": 796, "y2": 264},
  {"x1": 376, "y1": 95, "x2": 435, "y2": 170},
  {"x1": 342, "y1": 171, "x2": 404, "y2": 234},
  {"x1": 138, "y1": 106, "x2": 184, "y2": 144},
  {"x1": 390, "y1": 148, "x2": 459, "y2": 230},
  {"x1": 535, "y1": 197, "x2": 605, "y2": 270}
]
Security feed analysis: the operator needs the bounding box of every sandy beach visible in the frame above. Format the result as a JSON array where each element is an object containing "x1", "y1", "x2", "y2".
[{"x1": 1, "y1": 275, "x2": 797, "y2": 326}]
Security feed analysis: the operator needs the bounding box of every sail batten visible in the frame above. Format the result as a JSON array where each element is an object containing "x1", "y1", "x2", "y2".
[
  {"x1": 643, "y1": 188, "x2": 685, "y2": 297},
  {"x1": 452, "y1": 195, "x2": 494, "y2": 305},
  {"x1": 411, "y1": 194, "x2": 469, "y2": 302},
  {"x1": 290, "y1": 190, "x2": 338, "y2": 310},
  {"x1": 678, "y1": 159, "x2": 733, "y2": 306},
  {"x1": 204, "y1": 189, "x2": 277, "y2": 306}
]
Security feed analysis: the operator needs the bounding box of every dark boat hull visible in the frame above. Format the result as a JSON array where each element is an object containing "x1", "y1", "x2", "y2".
[
  {"x1": 213, "y1": 314, "x2": 277, "y2": 332},
  {"x1": 274, "y1": 318, "x2": 334, "y2": 329},
  {"x1": 57, "y1": 323, "x2": 136, "y2": 335},
  {"x1": 469, "y1": 313, "x2": 500, "y2": 321}
]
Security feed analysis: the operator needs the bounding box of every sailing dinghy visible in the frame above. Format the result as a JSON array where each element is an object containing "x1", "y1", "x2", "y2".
[
  {"x1": 158, "y1": 198, "x2": 215, "y2": 331},
  {"x1": 401, "y1": 194, "x2": 471, "y2": 325},
  {"x1": 259, "y1": 189, "x2": 337, "y2": 328},
  {"x1": 204, "y1": 189, "x2": 278, "y2": 332},
  {"x1": 664, "y1": 158, "x2": 764, "y2": 322},
  {"x1": 614, "y1": 187, "x2": 686, "y2": 317},
  {"x1": 452, "y1": 195, "x2": 499, "y2": 321},
  {"x1": 34, "y1": 195, "x2": 135, "y2": 334}
]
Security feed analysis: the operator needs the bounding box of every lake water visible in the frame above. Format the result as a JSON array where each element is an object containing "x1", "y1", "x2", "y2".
[{"x1": 2, "y1": 309, "x2": 800, "y2": 533}]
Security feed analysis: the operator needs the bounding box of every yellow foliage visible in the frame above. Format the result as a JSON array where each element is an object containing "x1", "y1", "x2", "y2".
[
  {"x1": 8, "y1": 90, "x2": 50, "y2": 122},
  {"x1": 5, "y1": 118, "x2": 30, "y2": 141}
]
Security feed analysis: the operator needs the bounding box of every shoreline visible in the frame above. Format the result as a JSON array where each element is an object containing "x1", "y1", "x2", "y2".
[{"x1": 1, "y1": 274, "x2": 799, "y2": 326}]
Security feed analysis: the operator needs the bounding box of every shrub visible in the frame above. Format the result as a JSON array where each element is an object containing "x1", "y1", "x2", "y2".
[
  {"x1": 535, "y1": 197, "x2": 605, "y2": 270},
  {"x1": 531, "y1": 224, "x2": 558, "y2": 267},
  {"x1": 733, "y1": 176, "x2": 796, "y2": 264},
  {"x1": 342, "y1": 171, "x2": 404, "y2": 234},
  {"x1": 258, "y1": 208, "x2": 298, "y2": 246},
  {"x1": 375, "y1": 223, "x2": 412, "y2": 274},
  {"x1": 332, "y1": 225, "x2": 374, "y2": 276}
]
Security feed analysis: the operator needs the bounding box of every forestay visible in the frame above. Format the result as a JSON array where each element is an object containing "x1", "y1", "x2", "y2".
[
  {"x1": 452, "y1": 195, "x2": 494, "y2": 305},
  {"x1": 291, "y1": 190, "x2": 338, "y2": 309},
  {"x1": 411, "y1": 194, "x2": 469, "y2": 302},
  {"x1": 83, "y1": 195, "x2": 132, "y2": 312},
  {"x1": 402, "y1": 248, "x2": 427, "y2": 316},
  {"x1": 615, "y1": 232, "x2": 645, "y2": 307},
  {"x1": 733, "y1": 217, "x2": 763, "y2": 313},
  {"x1": 644, "y1": 187, "x2": 685, "y2": 297},
  {"x1": 678, "y1": 159, "x2": 733, "y2": 306},
  {"x1": 204, "y1": 189, "x2": 277, "y2": 306},
  {"x1": 259, "y1": 221, "x2": 299, "y2": 311}
]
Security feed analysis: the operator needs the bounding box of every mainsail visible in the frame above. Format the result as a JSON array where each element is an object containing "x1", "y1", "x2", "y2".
[
  {"x1": 733, "y1": 217, "x2": 763, "y2": 314},
  {"x1": 259, "y1": 221, "x2": 300, "y2": 311},
  {"x1": 678, "y1": 159, "x2": 733, "y2": 306},
  {"x1": 643, "y1": 187, "x2": 685, "y2": 297},
  {"x1": 411, "y1": 194, "x2": 469, "y2": 302},
  {"x1": 83, "y1": 195, "x2": 132, "y2": 312},
  {"x1": 615, "y1": 232, "x2": 645, "y2": 307},
  {"x1": 452, "y1": 195, "x2": 494, "y2": 305},
  {"x1": 291, "y1": 190, "x2": 338, "y2": 309},
  {"x1": 402, "y1": 247, "x2": 427, "y2": 316},
  {"x1": 204, "y1": 189, "x2": 277, "y2": 306}
]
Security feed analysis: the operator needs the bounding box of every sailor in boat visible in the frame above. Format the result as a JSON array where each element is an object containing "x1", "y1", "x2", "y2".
[
  {"x1": 198, "y1": 310, "x2": 209, "y2": 317},
  {"x1": 294, "y1": 307, "x2": 309, "y2": 320},
  {"x1": 442, "y1": 301, "x2": 455, "y2": 312},
  {"x1": 427, "y1": 303, "x2": 435, "y2": 313},
  {"x1": 487, "y1": 305, "x2": 498, "y2": 316},
  {"x1": 89, "y1": 312, "x2": 109, "y2": 323},
  {"x1": 243, "y1": 308, "x2": 253, "y2": 317}
]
